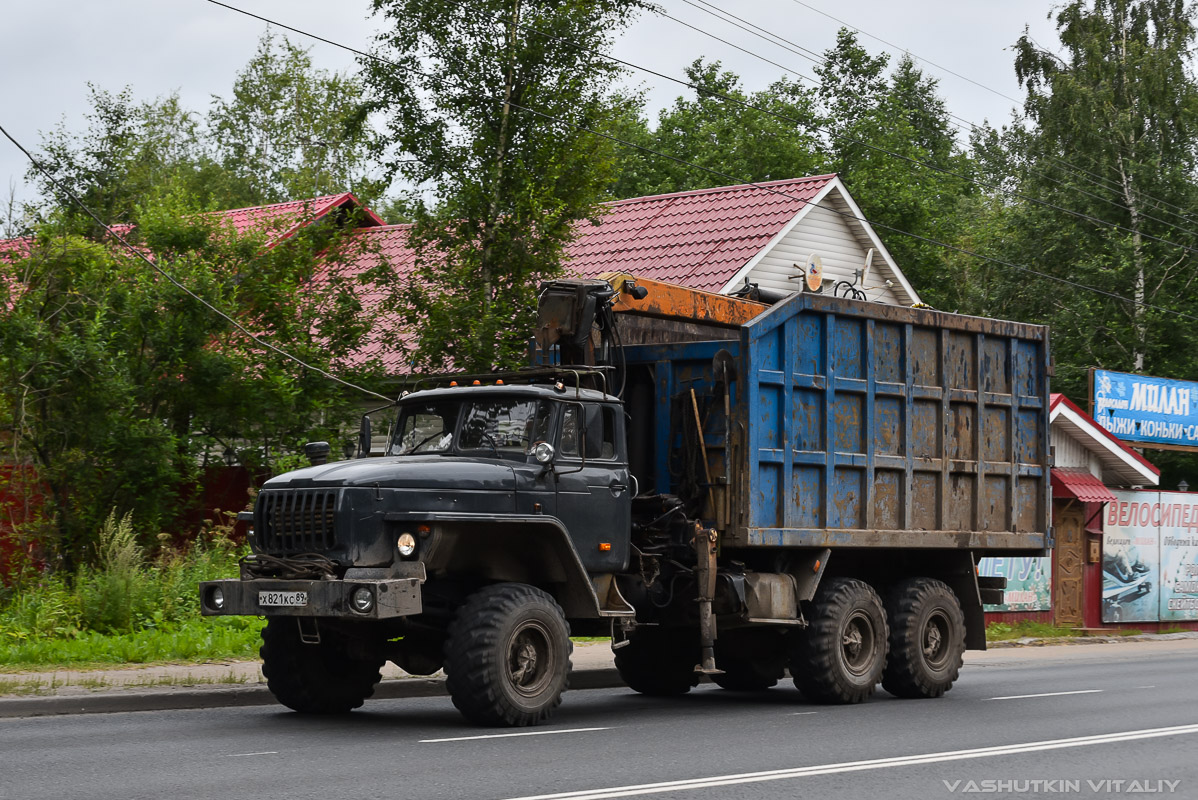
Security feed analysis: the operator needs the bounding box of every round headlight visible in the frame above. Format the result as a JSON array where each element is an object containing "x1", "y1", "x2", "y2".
[
  {"x1": 209, "y1": 586, "x2": 225, "y2": 611},
  {"x1": 397, "y1": 532, "x2": 417, "y2": 558},
  {"x1": 351, "y1": 586, "x2": 375, "y2": 613},
  {"x1": 532, "y1": 441, "x2": 555, "y2": 464}
]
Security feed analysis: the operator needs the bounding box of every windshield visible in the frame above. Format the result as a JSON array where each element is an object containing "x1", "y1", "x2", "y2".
[{"x1": 388, "y1": 396, "x2": 551, "y2": 459}]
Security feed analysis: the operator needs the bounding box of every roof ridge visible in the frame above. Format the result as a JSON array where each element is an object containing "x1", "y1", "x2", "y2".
[
  {"x1": 602, "y1": 175, "x2": 837, "y2": 207},
  {"x1": 212, "y1": 193, "x2": 354, "y2": 216}
]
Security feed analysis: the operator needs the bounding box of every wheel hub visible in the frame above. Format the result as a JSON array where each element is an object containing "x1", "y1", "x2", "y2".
[
  {"x1": 921, "y1": 611, "x2": 950, "y2": 668},
  {"x1": 841, "y1": 612, "x2": 876, "y2": 676},
  {"x1": 507, "y1": 622, "x2": 554, "y2": 696}
]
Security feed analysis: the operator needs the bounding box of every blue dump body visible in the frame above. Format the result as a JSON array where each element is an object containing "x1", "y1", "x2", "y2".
[{"x1": 622, "y1": 292, "x2": 1051, "y2": 553}]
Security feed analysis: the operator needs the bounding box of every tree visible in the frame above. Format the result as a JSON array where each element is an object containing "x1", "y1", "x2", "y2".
[
  {"x1": 611, "y1": 60, "x2": 824, "y2": 198},
  {"x1": 0, "y1": 193, "x2": 388, "y2": 566},
  {"x1": 1009, "y1": 0, "x2": 1198, "y2": 397},
  {"x1": 209, "y1": 32, "x2": 385, "y2": 206},
  {"x1": 816, "y1": 35, "x2": 973, "y2": 304},
  {"x1": 362, "y1": 0, "x2": 648, "y2": 372},
  {"x1": 30, "y1": 86, "x2": 209, "y2": 233},
  {"x1": 29, "y1": 32, "x2": 383, "y2": 232}
]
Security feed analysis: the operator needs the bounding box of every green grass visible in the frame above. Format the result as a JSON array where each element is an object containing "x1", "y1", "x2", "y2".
[
  {"x1": 0, "y1": 616, "x2": 264, "y2": 671},
  {"x1": 0, "y1": 510, "x2": 259, "y2": 669},
  {"x1": 985, "y1": 621, "x2": 1084, "y2": 641}
]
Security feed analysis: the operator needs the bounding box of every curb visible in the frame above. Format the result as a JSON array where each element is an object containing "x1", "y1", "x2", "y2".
[
  {"x1": 986, "y1": 631, "x2": 1198, "y2": 649},
  {"x1": 0, "y1": 667, "x2": 626, "y2": 719}
]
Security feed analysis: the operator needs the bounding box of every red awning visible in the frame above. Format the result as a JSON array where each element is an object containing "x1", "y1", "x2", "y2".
[{"x1": 1051, "y1": 468, "x2": 1117, "y2": 503}]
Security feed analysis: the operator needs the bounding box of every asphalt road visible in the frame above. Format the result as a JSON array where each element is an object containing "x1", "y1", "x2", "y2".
[{"x1": 2, "y1": 641, "x2": 1196, "y2": 800}]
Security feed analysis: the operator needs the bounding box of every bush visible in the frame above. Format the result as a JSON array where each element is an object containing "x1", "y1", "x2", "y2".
[{"x1": 0, "y1": 510, "x2": 257, "y2": 668}]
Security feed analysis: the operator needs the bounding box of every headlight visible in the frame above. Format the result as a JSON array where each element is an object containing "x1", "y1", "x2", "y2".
[
  {"x1": 351, "y1": 586, "x2": 375, "y2": 613},
  {"x1": 397, "y1": 532, "x2": 418, "y2": 558},
  {"x1": 209, "y1": 586, "x2": 225, "y2": 611},
  {"x1": 532, "y1": 441, "x2": 555, "y2": 464}
]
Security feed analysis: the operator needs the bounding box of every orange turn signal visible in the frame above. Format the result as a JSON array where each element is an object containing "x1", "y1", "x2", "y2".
[{"x1": 599, "y1": 542, "x2": 612, "y2": 552}]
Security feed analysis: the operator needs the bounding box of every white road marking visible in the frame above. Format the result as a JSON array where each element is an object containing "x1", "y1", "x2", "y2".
[
  {"x1": 789, "y1": 712, "x2": 818, "y2": 716},
  {"x1": 227, "y1": 751, "x2": 278, "y2": 757},
  {"x1": 421, "y1": 727, "x2": 611, "y2": 744},
  {"x1": 987, "y1": 689, "x2": 1103, "y2": 700},
  {"x1": 501, "y1": 723, "x2": 1198, "y2": 800},
  {"x1": 1136, "y1": 685, "x2": 1157, "y2": 689}
]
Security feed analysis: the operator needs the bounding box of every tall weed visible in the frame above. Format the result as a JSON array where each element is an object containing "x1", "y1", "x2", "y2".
[{"x1": 0, "y1": 509, "x2": 257, "y2": 666}]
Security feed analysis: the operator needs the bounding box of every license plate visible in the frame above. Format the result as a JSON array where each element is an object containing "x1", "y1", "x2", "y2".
[{"x1": 258, "y1": 591, "x2": 308, "y2": 607}]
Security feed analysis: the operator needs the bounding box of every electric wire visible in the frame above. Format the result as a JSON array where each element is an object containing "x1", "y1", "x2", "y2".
[
  {"x1": 701, "y1": 0, "x2": 1198, "y2": 232},
  {"x1": 664, "y1": 0, "x2": 1198, "y2": 241},
  {"x1": 0, "y1": 121, "x2": 393, "y2": 403},
  {"x1": 200, "y1": 0, "x2": 1198, "y2": 324}
]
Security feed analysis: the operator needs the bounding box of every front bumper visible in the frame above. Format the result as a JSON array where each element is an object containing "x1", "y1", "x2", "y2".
[{"x1": 199, "y1": 578, "x2": 422, "y2": 619}]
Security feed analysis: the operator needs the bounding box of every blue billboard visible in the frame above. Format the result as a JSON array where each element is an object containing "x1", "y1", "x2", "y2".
[{"x1": 1092, "y1": 369, "x2": 1198, "y2": 449}]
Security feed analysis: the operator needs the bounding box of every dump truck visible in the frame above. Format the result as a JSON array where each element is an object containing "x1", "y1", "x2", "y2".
[{"x1": 200, "y1": 274, "x2": 1051, "y2": 726}]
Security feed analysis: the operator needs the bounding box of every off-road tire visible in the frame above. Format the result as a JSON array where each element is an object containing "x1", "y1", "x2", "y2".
[
  {"x1": 444, "y1": 583, "x2": 572, "y2": 727},
  {"x1": 613, "y1": 628, "x2": 700, "y2": 696},
  {"x1": 260, "y1": 617, "x2": 384, "y2": 714},
  {"x1": 881, "y1": 578, "x2": 965, "y2": 699},
  {"x1": 790, "y1": 578, "x2": 888, "y2": 704}
]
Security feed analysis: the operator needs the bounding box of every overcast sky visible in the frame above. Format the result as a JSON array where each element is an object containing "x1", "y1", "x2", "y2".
[{"x1": 1, "y1": 0, "x2": 1059, "y2": 215}]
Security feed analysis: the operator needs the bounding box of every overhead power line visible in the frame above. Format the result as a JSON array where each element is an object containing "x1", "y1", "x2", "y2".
[
  {"x1": 201, "y1": 0, "x2": 1198, "y2": 326},
  {"x1": 746, "y1": 0, "x2": 1198, "y2": 231},
  {"x1": 0, "y1": 121, "x2": 393, "y2": 403},
  {"x1": 668, "y1": 0, "x2": 1198, "y2": 241}
]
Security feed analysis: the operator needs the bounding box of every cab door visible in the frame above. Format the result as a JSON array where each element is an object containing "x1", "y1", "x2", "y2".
[{"x1": 553, "y1": 403, "x2": 631, "y2": 573}]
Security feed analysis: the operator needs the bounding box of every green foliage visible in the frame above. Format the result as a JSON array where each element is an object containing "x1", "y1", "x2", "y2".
[
  {"x1": 996, "y1": 0, "x2": 1198, "y2": 399},
  {"x1": 0, "y1": 515, "x2": 260, "y2": 668},
  {"x1": 0, "y1": 191, "x2": 389, "y2": 565},
  {"x1": 363, "y1": 0, "x2": 649, "y2": 372},
  {"x1": 209, "y1": 31, "x2": 385, "y2": 206},
  {"x1": 26, "y1": 31, "x2": 381, "y2": 228},
  {"x1": 611, "y1": 61, "x2": 824, "y2": 198}
]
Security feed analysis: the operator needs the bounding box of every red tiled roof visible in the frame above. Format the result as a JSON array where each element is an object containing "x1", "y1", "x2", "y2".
[
  {"x1": 0, "y1": 179, "x2": 841, "y2": 374},
  {"x1": 324, "y1": 224, "x2": 416, "y2": 374},
  {"x1": 210, "y1": 192, "x2": 386, "y2": 242},
  {"x1": 1051, "y1": 468, "x2": 1118, "y2": 503},
  {"x1": 567, "y1": 176, "x2": 835, "y2": 292}
]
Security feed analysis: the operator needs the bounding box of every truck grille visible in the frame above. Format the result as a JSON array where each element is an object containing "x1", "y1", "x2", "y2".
[{"x1": 257, "y1": 490, "x2": 339, "y2": 553}]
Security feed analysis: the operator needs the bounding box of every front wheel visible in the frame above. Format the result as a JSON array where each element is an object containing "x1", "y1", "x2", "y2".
[
  {"x1": 790, "y1": 578, "x2": 888, "y2": 704},
  {"x1": 444, "y1": 583, "x2": 572, "y2": 727},
  {"x1": 881, "y1": 578, "x2": 965, "y2": 699},
  {"x1": 260, "y1": 617, "x2": 384, "y2": 714}
]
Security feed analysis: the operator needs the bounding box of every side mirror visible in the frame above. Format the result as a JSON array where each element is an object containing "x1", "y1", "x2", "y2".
[{"x1": 358, "y1": 415, "x2": 372, "y2": 458}]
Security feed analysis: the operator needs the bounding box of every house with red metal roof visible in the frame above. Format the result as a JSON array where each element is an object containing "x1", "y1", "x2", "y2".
[
  {"x1": 0, "y1": 176, "x2": 922, "y2": 373},
  {"x1": 567, "y1": 175, "x2": 920, "y2": 305}
]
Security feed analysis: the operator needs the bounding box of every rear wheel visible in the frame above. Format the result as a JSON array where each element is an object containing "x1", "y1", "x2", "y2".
[
  {"x1": 881, "y1": 578, "x2": 965, "y2": 699},
  {"x1": 614, "y1": 628, "x2": 699, "y2": 696},
  {"x1": 260, "y1": 617, "x2": 384, "y2": 714},
  {"x1": 444, "y1": 583, "x2": 572, "y2": 727},
  {"x1": 790, "y1": 578, "x2": 888, "y2": 704}
]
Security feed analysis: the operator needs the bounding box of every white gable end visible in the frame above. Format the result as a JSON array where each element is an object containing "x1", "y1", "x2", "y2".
[{"x1": 719, "y1": 178, "x2": 920, "y2": 306}]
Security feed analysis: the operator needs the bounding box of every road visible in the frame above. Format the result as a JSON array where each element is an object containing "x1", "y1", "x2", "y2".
[{"x1": 2, "y1": 640, "x2": 1195, "y2": 800}]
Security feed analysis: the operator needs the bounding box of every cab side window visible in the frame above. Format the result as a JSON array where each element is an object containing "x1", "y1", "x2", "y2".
[{"x1": 559, "y1": 404, "x2": 618, "y2": 460}]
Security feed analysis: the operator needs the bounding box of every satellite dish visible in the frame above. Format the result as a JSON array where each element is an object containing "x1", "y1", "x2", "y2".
[
  {"x1": 805, "y1": 253, "x2": 823, "y2": 293},
  {"x1": 861, "y1": 248, "x2": 874, "y2": 288}
]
